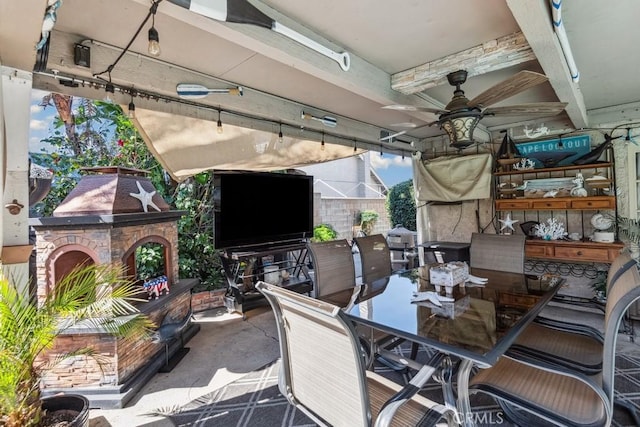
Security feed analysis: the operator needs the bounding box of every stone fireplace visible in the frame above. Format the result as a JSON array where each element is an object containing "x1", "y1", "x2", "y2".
[{"x1": 29, "y1": 166, "x2": 199, "y2": 408}]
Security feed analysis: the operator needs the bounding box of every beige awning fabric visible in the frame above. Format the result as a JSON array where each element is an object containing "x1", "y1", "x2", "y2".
[
  {"x1": 413, "y1": 152, "x2": 492, "y2": 202},
  {"x1": 134, "y1": 108, "x2": 363, "y2": 182}
]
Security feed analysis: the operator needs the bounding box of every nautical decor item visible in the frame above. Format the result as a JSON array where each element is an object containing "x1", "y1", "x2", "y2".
[
  {"x1": 570, "y1": 173, "x2": 588, "y2": 197},
  {"x1": 534, "y1": 218, "x2": 567, "y2": 240},
  {"x1": 572, "y1": 133, "x2": 617, "y2": 165},
  {"x1": 590, "y1": 213, "x2": 613, "y2": 230},
  {"x1": 591, "y1": 213, "x2": 615, "y2": 242},
  {"x1": 513, "y1": 158, "x2": 535, "y2": 171},
  {"x1": 499, "y1": 213, "x2": 519, "y2": 233},
  {"x1": 518, "y1": 177, "x2": 574, "y2": 198}
]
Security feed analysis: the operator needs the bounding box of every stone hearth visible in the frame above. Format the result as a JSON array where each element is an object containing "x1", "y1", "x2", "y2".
[{"x1": 29, "y1": 167, "x2": 200, "y2": 408}]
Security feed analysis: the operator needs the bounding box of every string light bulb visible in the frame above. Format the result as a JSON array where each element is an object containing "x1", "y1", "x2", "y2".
[
  {"x1": 148, "y1": 2, "x2": 161, "y2": 57},
  {"x1": 278, "y1": 123, "x2": 283, "y2": 143},
  {"x1": 128, "y1": 98, "x2": 136, "y2": 119},
  {"x1": 216, "y1": 110, "x2": 223, "y2": 134},
  {"x1": 104, "y1": 80, "x2": 115, "y2": 103}
]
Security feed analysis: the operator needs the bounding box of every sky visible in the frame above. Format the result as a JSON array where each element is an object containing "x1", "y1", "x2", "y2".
[
  {"x1": 370, "y1": 152, "x2": 413, "y2": 187},
  {"x1": 28, "y1": 89, "x2": 58, "y2": 153},
  {"x1": 28, "y1": 88, "x2": 413, "y2": 186}
]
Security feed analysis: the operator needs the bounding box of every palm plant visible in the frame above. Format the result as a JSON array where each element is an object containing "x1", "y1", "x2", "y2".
[
  {"x1": 0, "y1": 263, "x2": 155, "y2": 427},
  {"x1": 617, "y1": 216, "x2": 640, "y2": 245}
]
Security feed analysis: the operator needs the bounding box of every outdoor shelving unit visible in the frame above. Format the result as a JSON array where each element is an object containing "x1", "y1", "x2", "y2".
[{"x1": 220, "y1": 240, "x2": 313, "y2": 319}]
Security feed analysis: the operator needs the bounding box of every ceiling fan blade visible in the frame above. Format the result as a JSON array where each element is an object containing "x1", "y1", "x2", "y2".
[
  {"x1": 483, "y1": 102, "x2": 568, "y2": 117},
  {"x1": 468, "y1": 71, "x2": 549, "y2": 108},
  {"x1": 382, "y1": 104, "x2": 448, "y2": 115}
]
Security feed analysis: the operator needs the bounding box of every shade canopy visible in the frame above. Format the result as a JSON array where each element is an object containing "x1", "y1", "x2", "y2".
[{"x1": 134, "y1": 108, "x2": 365, "y2": 181}]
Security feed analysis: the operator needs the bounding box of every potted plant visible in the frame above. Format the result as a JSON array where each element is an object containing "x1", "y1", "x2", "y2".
[
  {"x1": 311, "y1": 223, "x2": 338, "y2": 242},
  {"x1": 0, "y1": 263, "x2": 154, "y2": 427},
  {"x1": 359, "y1": 210, "x2": 379, "y2": 235}
]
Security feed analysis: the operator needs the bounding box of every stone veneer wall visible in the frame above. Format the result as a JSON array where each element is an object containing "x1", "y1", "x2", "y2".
[{"x1": 39, "y1": 288, "x2": 192, "y2": 389}]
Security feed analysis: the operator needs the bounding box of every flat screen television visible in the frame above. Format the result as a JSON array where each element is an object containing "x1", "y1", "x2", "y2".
[{"x1": 213, "y1": 171, "x2": 314, "y2": 249}]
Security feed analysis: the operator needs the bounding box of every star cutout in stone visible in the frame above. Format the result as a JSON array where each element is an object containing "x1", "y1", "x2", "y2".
[
  {"x1": 129, "y1": 181, "x2": 161, "y2": 213},
  {"x1": 499, "y1": 213, "x2": 519, "y2": 232}
]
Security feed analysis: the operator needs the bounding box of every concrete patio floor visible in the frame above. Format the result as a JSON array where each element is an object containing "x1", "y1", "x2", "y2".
[
  {"x1": 88, "y1": 283, "x2": 640, "y2": 427},
  {"x1": 89, "y1": 305, "x2": 279, "y2": 427}
]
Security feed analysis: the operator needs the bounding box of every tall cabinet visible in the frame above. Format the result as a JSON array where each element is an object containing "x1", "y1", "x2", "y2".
[{"x1": 494, "y1": 159, "x2": 623, "y2": 263}]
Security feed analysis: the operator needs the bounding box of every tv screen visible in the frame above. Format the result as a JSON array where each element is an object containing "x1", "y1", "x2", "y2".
[{"x1": 213, "y1": 171, "x2": 314, "y2": 249}]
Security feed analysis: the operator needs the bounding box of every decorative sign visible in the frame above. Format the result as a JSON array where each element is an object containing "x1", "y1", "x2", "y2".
[{"x1": 515, "y1": 135, "x2": 591, "y2": 168}]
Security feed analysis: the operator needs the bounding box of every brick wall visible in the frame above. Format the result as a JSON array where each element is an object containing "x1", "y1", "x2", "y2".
[{"x1": 316, "y1": 197, "x2": 391, "y2": 240}]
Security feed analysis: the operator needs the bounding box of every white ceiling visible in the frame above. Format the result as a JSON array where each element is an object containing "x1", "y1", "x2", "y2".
[{"x1": 2, "y1": 0, "x2": 640, "y2": 158}]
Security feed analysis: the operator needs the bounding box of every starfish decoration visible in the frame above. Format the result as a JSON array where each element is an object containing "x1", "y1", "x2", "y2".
[
  {"x1": 411, "y1": 291, "x2": 455, "y2": 307},
  {"x1": 129, "y1": 181, "x2": 161, "y2": 213},
  {"x1": 499, "y1": 213, "x2": 519, "y2": 232}
]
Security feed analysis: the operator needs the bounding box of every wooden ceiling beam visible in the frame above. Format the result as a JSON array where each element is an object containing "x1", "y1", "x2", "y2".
[
  {"x1": 506, "y1": 0, "x2": 588, "y2": 129},
  {"x1": 391, "y1": 31, "x2": 535, "y2": 95}
]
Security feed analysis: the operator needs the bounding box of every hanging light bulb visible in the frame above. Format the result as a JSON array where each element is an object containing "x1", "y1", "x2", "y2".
[
  {"x1": 216, "y1": 110, "x2": 223, "y2": 134},
  {"x1": 278, "y1": 123, "x2": 283, "y2": 143},
  {"x1": 353, "y1": 139, "x2": 357, "y2": 152},
  {"x1": 104, "y1": 80, "x2": 115, "y2": 103},
  {"x1": 128, "y1": 98, "x2": 136, "y2": 119},
  {"x1": 148, "y1": 4, "x2": 161, "y2": 57},
  {"x1": 321, "y1": 132, "x2": 325, "y2": 151}
]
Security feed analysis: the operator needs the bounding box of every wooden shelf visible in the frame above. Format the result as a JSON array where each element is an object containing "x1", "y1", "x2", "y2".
[
  {"x1": 496, "y1": 196, "x2": 615, "y2": 211},
  {"x1": 494, "y1": 154, "x2": 621, "y2": 263},
  {"x1": 494, "y1": 162, "x2": 613, "y2": 176},
  {"x1": 525, "y1": 239, "x2": 624, "y2": 263}
]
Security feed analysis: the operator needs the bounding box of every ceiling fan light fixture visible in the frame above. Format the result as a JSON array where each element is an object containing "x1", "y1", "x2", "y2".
[{"x1": 440, "y1": 110, "x2": 482, "y2": 149}]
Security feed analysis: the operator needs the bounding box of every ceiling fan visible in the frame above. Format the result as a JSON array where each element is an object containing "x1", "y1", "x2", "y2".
[{"x1": 384, "y1": 70, "x2": 568, "y2": 150}]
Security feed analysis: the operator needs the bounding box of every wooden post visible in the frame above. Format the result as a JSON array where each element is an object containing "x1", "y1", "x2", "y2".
[{"x1": 1, "y1": 65, "x2": 32, "y2": 293}]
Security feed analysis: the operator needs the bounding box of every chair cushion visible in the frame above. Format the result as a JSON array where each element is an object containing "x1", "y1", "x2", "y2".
[
  {"x1": 510, "y1": 322, "x2": 602, "y2": 373},
  {"x1": 470, "y1": 356, "x2": 607, "y2": 426}
]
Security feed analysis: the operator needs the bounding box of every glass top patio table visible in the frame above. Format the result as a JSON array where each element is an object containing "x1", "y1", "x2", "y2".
[{"x1": 345, "y1": 265, "x2": 563, "y2": 367}]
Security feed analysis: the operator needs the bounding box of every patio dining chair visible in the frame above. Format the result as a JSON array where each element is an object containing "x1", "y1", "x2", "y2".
[
  {"x1": 507, "y1": 251, "x2": 637, "y2": 375},
  {"x1": 469, "y1": 233, "x2": 525, "y2": 274},
  {"x1": 354, "y1": 234, "x2": 393, "y2": 284},
  {"x1": 307, "y1": 239, "x2": 360, "y2": 309},
  {"x1": 468, "y1": 256, "x2": 640, "y2": 426},
  {"x1": 256, "y1": 281, "x2": 456, "y2": 427},
  {"x1": 353, "y1": 235, "x2": 408, "y2": 369}
]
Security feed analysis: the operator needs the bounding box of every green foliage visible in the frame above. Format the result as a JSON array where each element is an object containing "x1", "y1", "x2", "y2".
[
  {"x1": 135, "y1": 243, "x2": 165, "y2": 281},
  {"x1": 617, "y1": 216, "x2": 640, "y2": 244},
  {"x1": 312, "y1": 224, "x2": 338, "y2": 242},
  {"x1": 386, "y1": 179, "x2": 416, "y2": 231},
  {"x1": 0, "y1": 263, "x2": 154, "y2": 427},
  {"x1": 173, "y1": 174, "x2": 225, "y2": 291}
]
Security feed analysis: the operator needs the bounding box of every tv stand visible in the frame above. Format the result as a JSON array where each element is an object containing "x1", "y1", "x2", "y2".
[{"x1": 220, "y1": 241, "x2": 312, "y2": 319}]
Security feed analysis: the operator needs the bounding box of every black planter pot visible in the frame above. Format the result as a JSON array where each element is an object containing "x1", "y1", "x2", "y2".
[{"x1": 41, "y1": 394, "x2": 90, "y2": 427}]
